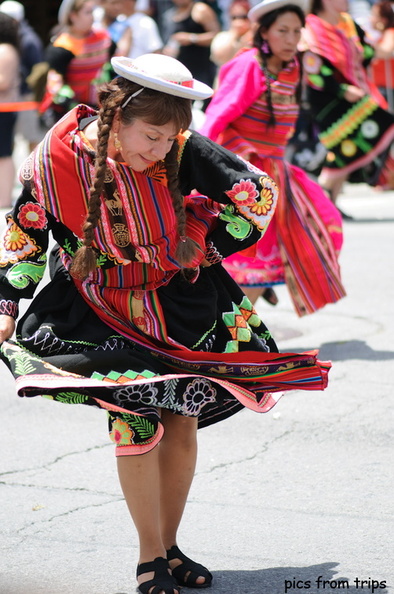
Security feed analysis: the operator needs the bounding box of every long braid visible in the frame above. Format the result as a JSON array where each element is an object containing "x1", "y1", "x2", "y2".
[
  {"x1": 253, "y1": 4, "x2": 306, "y2": 129},
  {"x1": 165, "y1": 140, "x2": 199, "y2": 265},
  {"x1": 70, "y1": 102, "x2": 116, "y2": 279},
  {"x1": 260, "y1": 52, "x2": 276, "y2": 128}
]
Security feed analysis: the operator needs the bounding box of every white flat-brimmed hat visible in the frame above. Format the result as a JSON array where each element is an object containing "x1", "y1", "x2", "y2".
[
  {"x1": 248, "y1": 0, "x2": 308, "y2": 22},
  {"x1": 0, "y1": 0, "x2": 25, "y2": 21},
  {"x1": 111, "y1": 54, "x2": 214, "y2": 101},
  {"x1": 58, "y1": 0, "x2": 77, "y2": 26}
]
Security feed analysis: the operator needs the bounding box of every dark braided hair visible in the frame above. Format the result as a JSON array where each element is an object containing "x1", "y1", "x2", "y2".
[
  {"x1": 310, "y1": 0, "x2": 323, "y2": 14},
  {"x1": 70, "y1": 76, "x2": 194, "y2": 279},
  {"x1": 164, "y1": 140, "x2": 202, "y2": 265},
  {"x1": 253, "y1": 4, "x2": 305, "y2": 128}
]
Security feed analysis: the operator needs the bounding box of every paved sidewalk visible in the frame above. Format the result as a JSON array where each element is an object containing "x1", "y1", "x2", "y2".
[{"x1": 0, "y1": 173, "x2": 393, "y2": 593}]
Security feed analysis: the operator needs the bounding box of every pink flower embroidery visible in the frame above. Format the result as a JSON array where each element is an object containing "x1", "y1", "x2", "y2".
[
  {"x1": 303, "y1": 52, "x2": 322, "y2": 75},
  {"x1": 18, "y1": 202, "x2": 48, "y2": 230},
  {"x1": 225, "y1": 179, "x2": 259, "y2": 206}
]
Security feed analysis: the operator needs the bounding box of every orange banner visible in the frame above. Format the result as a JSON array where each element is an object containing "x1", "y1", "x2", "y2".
[{"x1": 0, "y1": 101, "x2": 39, "y2": 112}]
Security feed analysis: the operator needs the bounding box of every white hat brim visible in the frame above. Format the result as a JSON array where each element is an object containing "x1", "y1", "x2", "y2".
[
  {"x1": 58, "y1": 0, "x2": 75, "y2": 25},
  {"x1": 248, "y1": 0, "x2": 308, "y2": 22},
  {"x1": 111, "y1": 56, "x2": 213, "y2": 100}
]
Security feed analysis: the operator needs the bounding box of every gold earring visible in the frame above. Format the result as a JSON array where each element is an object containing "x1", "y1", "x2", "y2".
[{"x1": 114, "y1": 132, "x2": 122, "y2": 152}]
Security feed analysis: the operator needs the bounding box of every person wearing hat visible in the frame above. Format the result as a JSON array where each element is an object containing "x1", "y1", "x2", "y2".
[
  {"x1": 39, "y1": 0, "x2": 115, "y2": 128},
  {"x1": 0, "y1": 0, "x2": 45, "y2": 152},
  {"x1": 201, "y1": 0, "x2": 346, "y2": 317},
  {"x1": 0, "y1": 52, "x2": 330, "y2": 593},
  {"x1": 302, "y1": 0, "x2": 394, "y2": 204},
  {"x1": 0, "y1": 10, "x2": 20, "y2": 208}
]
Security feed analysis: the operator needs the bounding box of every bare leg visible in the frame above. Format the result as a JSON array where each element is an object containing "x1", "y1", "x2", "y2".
[
  {"x1": 117, "y1": 412, "x2": 206, "y2": 590},
  {"x1": 241, "y1": 286, "x2": 264, "y2": 305},
  {"x1": 0, "y1": 157, "x2": 15, "y2": 208},
  {"x1": 159, "y1": 411, "x2": 198, "y2": 549},
  {"x1": 241, "y1": 286, "x2": 278, "y2": 307},
  {"x1": 117, "y1": 449, "x2": 177, "y2": 593},
  {"x1": 319, "y1": 169, "x2": 347, "y2": 204}
]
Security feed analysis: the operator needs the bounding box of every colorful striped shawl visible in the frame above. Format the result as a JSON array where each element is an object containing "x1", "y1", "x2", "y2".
[
  {"x1": 219, "y1": 58, "x2": 300, "y2": 159},
  {"x1": 304, "y1": 13, "x2": 367, "y2": 89},
  {"x1": 21, "y1": 105, "x2": 214, "y2": 274}
]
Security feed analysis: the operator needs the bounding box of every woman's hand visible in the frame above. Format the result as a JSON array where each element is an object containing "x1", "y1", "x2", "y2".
[
  {"x1": 0, "y1": 315, "x2": 15, "y2": 343},
  {"x1": 344, "y1": 85, "x2": 366, "y2": 103}
]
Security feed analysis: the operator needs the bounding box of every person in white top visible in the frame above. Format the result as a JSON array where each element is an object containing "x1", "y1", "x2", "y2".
[
  {"x1": 0, "y1": 11, "x2": 20, "y2": 208},
  {"x1": 117, "y1": 0, "x2": 163, "y2": 59}
]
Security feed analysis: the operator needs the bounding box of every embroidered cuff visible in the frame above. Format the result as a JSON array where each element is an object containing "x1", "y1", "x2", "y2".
[
  {"x1": 205, "y1": 241, "x2": 223, "y2": 265},
  {"x1": 0, "y1": 299, "x2": 19, "y2": 319}
]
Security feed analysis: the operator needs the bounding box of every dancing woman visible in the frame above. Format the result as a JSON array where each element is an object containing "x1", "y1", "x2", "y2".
[{"x1": 201, "y1": 0, "x2": 346, "y2": 316}]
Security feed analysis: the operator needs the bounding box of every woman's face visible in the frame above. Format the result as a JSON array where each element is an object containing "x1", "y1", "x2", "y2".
[
  {"x1": 370, "y1": 4, "x2": 385, "y2": 31},
  {"x1": 321, "y1": 0, "x2": 348, "y2": 13},
  {"x1": 102, "y1": 0, "x2": 124, "y2": 20},
  {"x1": 70, "y1": 0, "x2": 95, "y2": 35},
  {"x1": 229, "y1": 6, "x2": 251, "y2": 36},
  {"x1": 113, "y1": 118, "x2": 179, "y2": 171},
  {"x1": 262, "y1": 12, "x2": 303, "y2": 62}
]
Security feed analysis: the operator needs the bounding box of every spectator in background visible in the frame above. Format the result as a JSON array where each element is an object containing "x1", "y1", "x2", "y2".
[
  {"x1": 145, "y1": 0, "x2": 174, "y2": 38},
  {"x1": 369, "y1": 0, "x2": 394, "y2": 112},
  {"x1": 0, "y1": 0, "x2": 44, "y2": 152},
  {"x1": 116, "y1": 0, "x2": 163, "y2": 59},
  {"x1": 40, "y1": 0, "x2": 114, "y2": 129},
  {"x1": 210, "y1": 0, "x2": 252, "y2": 67},
  {"x1": 302, "y1": 0, "x2": 394, "y2": 205},
  {"x1": 94, "y1": 0, "x2": 128, "y2": 45},
  {"x1": 162, "y1": 0, "x2": 221, "y2": 109},
  {"x1": 0, "y1": 11, "x2": 20, "y2": 208}
]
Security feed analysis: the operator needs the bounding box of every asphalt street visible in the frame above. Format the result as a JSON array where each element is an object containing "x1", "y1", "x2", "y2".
[{"x1": 0, "y1": 141, "x2": 393, "y2": 594}]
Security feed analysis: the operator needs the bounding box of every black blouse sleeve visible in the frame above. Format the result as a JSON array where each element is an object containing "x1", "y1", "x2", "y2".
[
  {"x1": 0, "y1": 189, "x2": 54, "y2": 318},
  {"x1": 178, "y1": 131, "x2": 278, "y2": 261}
]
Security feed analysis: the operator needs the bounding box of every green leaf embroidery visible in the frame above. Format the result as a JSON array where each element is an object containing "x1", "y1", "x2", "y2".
[
  {"x1": 309, "y1": 74, "x2": 324, "y2": 89},
  {"x1": 56, "y1": 391, "x2": 89, "y2": 404},
  {"x1": 321, "y1": 65, "x2": 333, "y2": 76},
  {"x1": 219, "y1": 205, "x2": 252, "y2": 239},
  {"x1": 8, "y1": 350, "x2": 38, "y2": 376},
  {"x1": 127, "y1": 415, "x2": 156, "y2": 439},
  {"x1": 96, "y1": 253, "x2": 108, "y2": 267},
  {"x1": 7, "y1": 255, "x2": 47, "y2": 289},
  {"x1": 259, "y1": 330, "x2": 272, "y2": 341}
]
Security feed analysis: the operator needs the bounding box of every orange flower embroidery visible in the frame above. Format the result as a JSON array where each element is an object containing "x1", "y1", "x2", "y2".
[
  {"x1": 0, "y1": 222, "x2": 39, "y2": 264},
  {"x1": 249, "y1": 182, "x2": 276, "y2": 216}
]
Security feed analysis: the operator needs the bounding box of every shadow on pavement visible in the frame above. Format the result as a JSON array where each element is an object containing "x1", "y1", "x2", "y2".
[
  {"x1": 200, "y1": 561, "x2": 390, "y2": 594},
  {"x1": 342, "y1": 218, "x2": 394, "y2": 224},
  {"x1": 317, "y1": 340, "x2": 394, "y2": 362}
]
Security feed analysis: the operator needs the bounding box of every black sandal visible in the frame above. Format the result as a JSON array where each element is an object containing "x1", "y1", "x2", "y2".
[
  {"x1": 167, "y1": 545, "x2": 213, "y2": 589},
  {"x1": 136, "y1": 556, "x2": 180, "y2": 594},
  {"x1": 262, "y1": 287, "x2": 278, "y2": 306}
]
